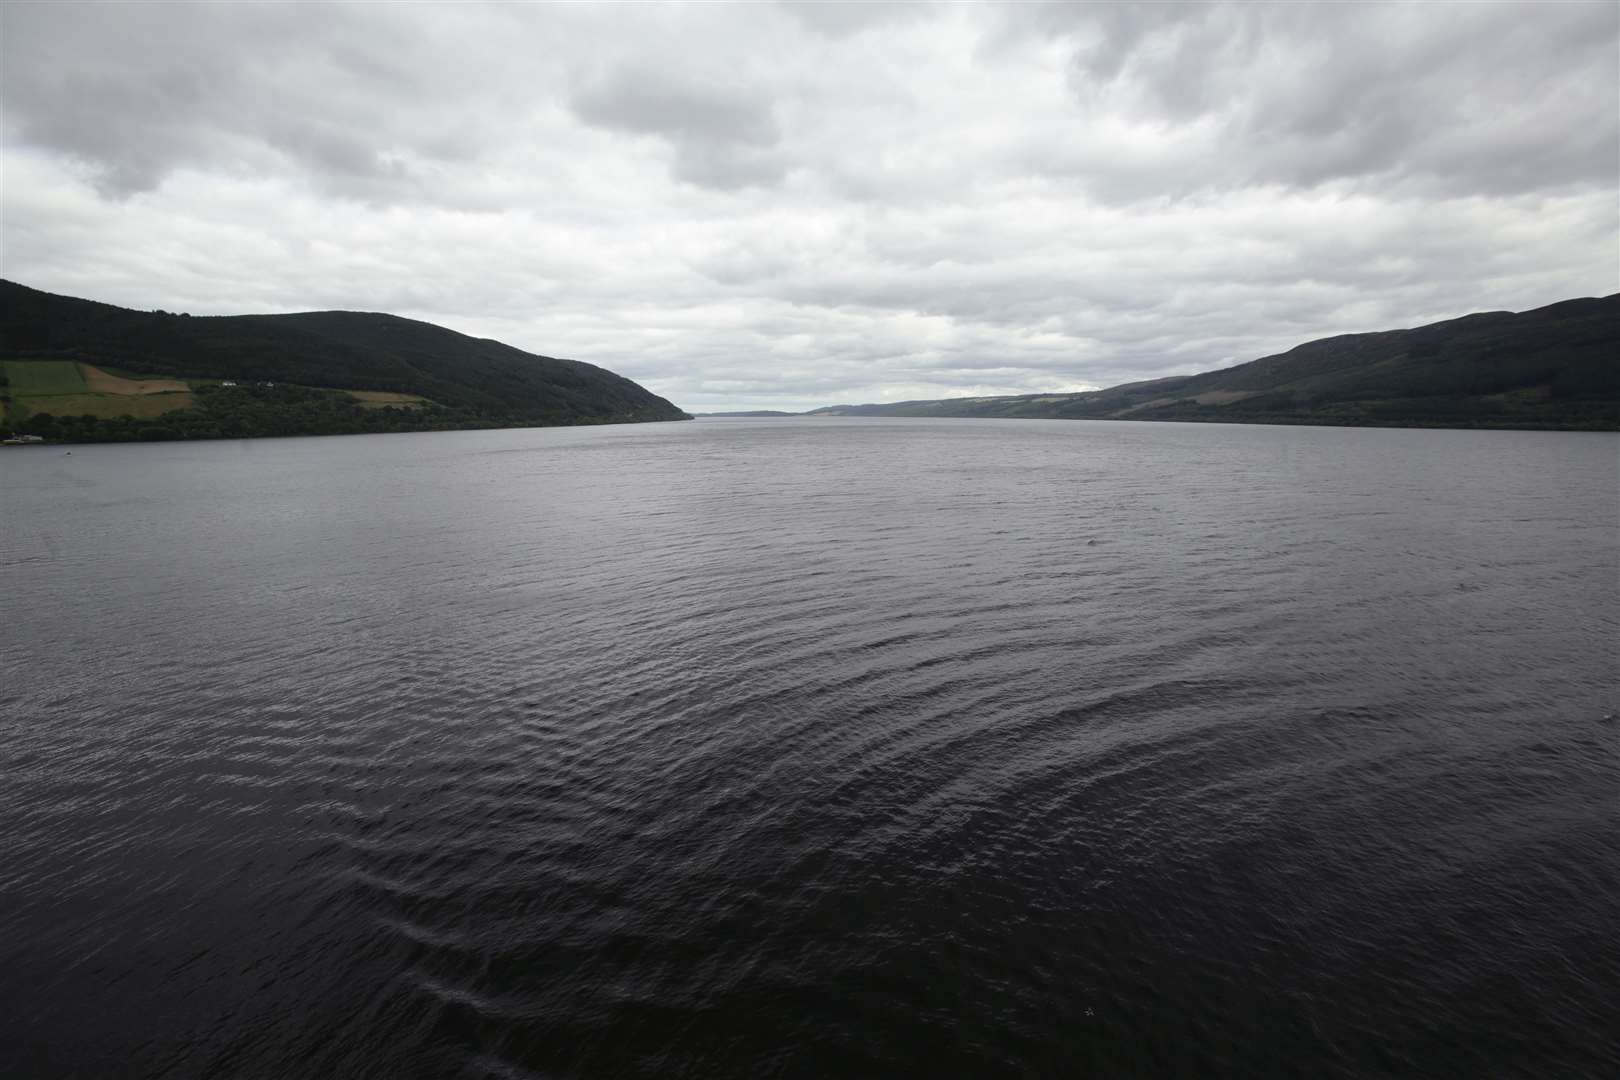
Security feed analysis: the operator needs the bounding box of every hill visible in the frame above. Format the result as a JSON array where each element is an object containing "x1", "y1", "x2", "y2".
[
  {"x1": 808, "y1": 296, "x2": 1619, "y2": 430},
  {"x1": 0, "y1": 281, "x2": 688, "y2": 441}
]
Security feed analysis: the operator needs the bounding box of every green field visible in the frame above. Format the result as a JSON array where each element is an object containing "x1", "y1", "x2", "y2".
[
  {"x1": 80, "y1": 362, "x2": 155, "y2": 381},
  {"x1": 2, "y1": 359, "x2": 200, "y2": 426},
  {"x1": 0, "y1": 355, "x2": 449, "y2": 436},
  {"x1": 349, "y1": 390, "x2": 431, "y2": 409},
  {"x1": 3, "y1": 360, "x2": 89, "y2": 396},
  {"x1": 16, "y1": 392, "x2": 196, "y2": 420}
]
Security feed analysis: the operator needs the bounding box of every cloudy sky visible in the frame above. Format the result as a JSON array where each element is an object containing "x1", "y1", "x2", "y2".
[{"x1": 2, "y1": 1, "x2": 1615, "y2": 412}]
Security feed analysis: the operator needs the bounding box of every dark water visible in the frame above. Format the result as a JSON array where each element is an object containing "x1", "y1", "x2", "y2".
[{"x1": 3, "y1": 417, "x2": 1617, "y2": 1079}]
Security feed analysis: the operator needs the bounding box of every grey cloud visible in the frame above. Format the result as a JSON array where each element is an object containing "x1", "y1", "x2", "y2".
[
  {"x1": 1236, "y1": 4, "x2": 1619, "y2": 194},
  {"x1": 0, "y1": 2, "x2": 525, "y2": 200},
  {"x1": 1, "y1": 1, "x2": 1614, "y2": 413},
  {"x1": 1070, "y1": 1, "x2": 1229, "y2": 99},
  {"x1": 571, "y1": 70, "x2": 785, "y2": 190},
  {"x1": 776, "y1": 1, "x2": 936, "y2": 39},
  {"x1": 990, "y1": 0, "x2": 1233, "y2": 102},
  {"x1": 997, "y1": 1, "x2": 1619, "y2": 202}
]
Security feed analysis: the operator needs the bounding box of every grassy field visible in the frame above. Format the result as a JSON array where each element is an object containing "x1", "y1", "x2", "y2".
[
  {"x1": 77, "y1": 362, "x2": 163, "y2": 381},
  {"x1": 349, "y1": 390, "x2": 431, "y2": 408},
  {"x1": 3, "y1": 359, "x2": 195, "y2": 424},
  {"x1": 81, "y1": 364, "x2": 190, "y2": 395},
  {"x1": 16, "y1": 392, "x2": 196, "y2": 420},
  {"x1": 4, "y1": 360, "x2": 89, "y2": 396},
  {"x1": 3, "y1": 358, "x2": 438, "y2": 433}
]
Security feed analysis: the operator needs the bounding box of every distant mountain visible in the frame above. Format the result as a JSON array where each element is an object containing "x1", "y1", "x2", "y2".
[
  {"x1": 808, "y1": 296, "x2": 1619, "y2": 430},
  {"x1": 691, "y1": 410, "x2": 799, "y2": 417},
  {"x1": 0, "y1": 281, "x2": 689, "y2": 436}
]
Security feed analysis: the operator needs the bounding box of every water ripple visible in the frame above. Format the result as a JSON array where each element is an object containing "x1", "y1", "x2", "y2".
[{"x1": 2, "y1": 419, "x2": 1617, "y2": 1079}]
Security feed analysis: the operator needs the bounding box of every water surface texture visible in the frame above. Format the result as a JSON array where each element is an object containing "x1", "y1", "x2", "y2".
[{"x1": 3, "y1": 418, "x2": 1617, "y2": 1078}]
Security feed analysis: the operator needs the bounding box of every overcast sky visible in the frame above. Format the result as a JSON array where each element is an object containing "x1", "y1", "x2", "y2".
[{"x1": 2, "y1": 1, "x2": 1615, "y2": 412}]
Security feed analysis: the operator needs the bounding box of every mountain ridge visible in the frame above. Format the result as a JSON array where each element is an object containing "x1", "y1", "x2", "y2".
[
  {"x1": 806, "y1": 295, "x2": 1618, "y2": 430},
  {"x1": 0, "y1": 281, "x2": 689, "y2": 439}
]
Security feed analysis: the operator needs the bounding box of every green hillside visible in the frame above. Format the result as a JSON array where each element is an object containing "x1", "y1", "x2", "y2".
[
  {"x1": 809, "y1": 296, "x2": 1619, "y2": 430},
  {"x1": 0, "y1": 281, "x2": 688, "y2": 441}
]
